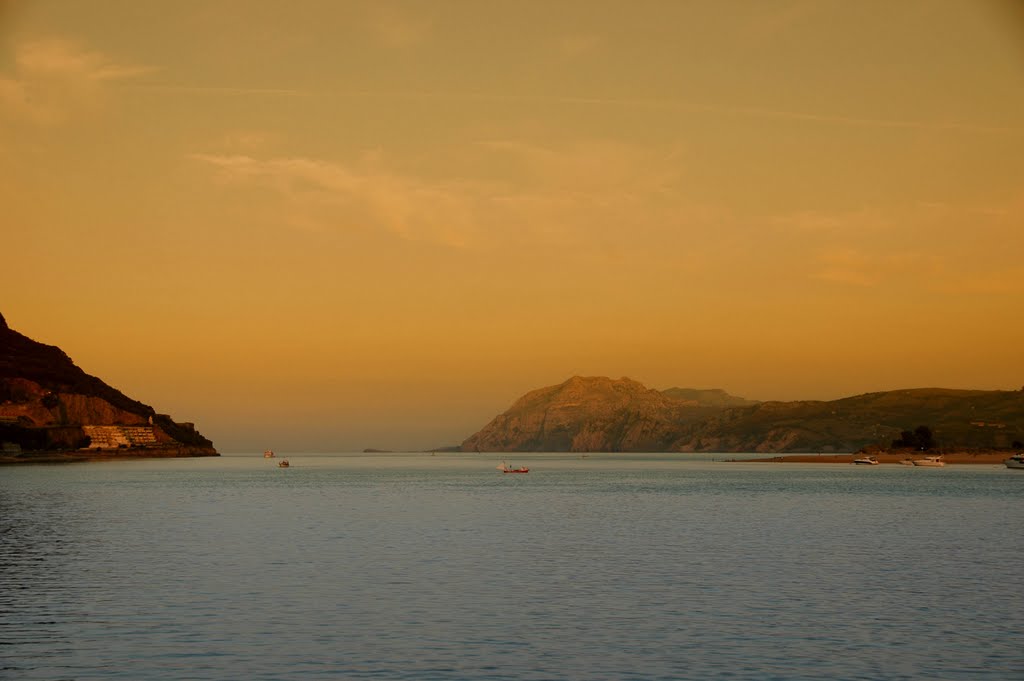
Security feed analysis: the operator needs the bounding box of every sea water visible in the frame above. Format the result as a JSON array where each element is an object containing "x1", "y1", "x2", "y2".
[{"x1": 2, "y1": 454, "x2": 1022, "y2": 680}]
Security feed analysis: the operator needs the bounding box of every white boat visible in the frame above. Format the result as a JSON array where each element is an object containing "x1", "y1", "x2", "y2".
[
  {"x1": 852, "y1": 456, "x2": 879, "y2": 465},
  {"x1": 912, "y1": 455, "x2": 945, "y2": 467},
  {"x1": 1004, "y1": 453, "x2": 1024, "y2": 470}
]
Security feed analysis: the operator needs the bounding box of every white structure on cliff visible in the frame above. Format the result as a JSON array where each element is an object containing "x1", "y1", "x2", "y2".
[{"x1": 82, "y1": 425, "x2": 158, "y2": 449}]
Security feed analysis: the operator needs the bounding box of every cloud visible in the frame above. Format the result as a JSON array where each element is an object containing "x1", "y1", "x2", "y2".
[
  {"x1": 14, "y1": 39, "x2": 151, "y2": 80},
  {"x1": 190, "y1": 153, "x2": 483, "y2": 248},
  {"x1": 189, "y1": 140, "x2": 700, "y2": 252},
  {"x1": 0, "y1": 37, "x2": 153, "y2": 124}
]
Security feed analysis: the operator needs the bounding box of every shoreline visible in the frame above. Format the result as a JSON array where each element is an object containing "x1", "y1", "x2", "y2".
[
  {"x1": 745, "y1": 451, "x2": 1014, "y2": 465},
  {"x1": 0, "y1": 445, "x2": 219, "y2": 465}
]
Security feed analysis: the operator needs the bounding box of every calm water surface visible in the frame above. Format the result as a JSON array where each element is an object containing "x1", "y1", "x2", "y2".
[{"x1": 2, "y1": 454, "x2": 1022, "y2": 680}]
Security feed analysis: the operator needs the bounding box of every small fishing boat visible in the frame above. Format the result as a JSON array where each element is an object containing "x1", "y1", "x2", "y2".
[
  {"x1": 278, "y1": 459, "x2": 290, "y2": 468},
  {"x1": 912, "y1": 455, "x2": 945, "y2": 467},
  {"x1": 497, "y1": 461, "x2": 529, "y2": 474},
  {"x1": 1003, "y1": 453, "x2": 1024, "y2": 470},
  {"x1": 852, "y1": 456, "x2": 879, "y2": 465},
  {"x1": 264, "y1": 450, "x2": 275, "y2": 458}
]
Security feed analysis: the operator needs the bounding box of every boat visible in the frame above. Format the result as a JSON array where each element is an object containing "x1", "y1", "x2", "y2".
[
  {"x1": 264, "y1": 450, "x2": 275, "y2": 458},
  {"x1": 852, "y1": 456, "x2": 879, "y2": 465},
  {"x1": 899, "y1": 459, "x2": 914, "y2": 466},
  {"x1": 497, "y1": 461, "x2": 529, "y2": 474},
  {"x1": 278, "y1": 459, "x2": 290, "y2": 468},
  {"x1": 1004, "y1": 453, "x2": 1024, "y2": 470},
  {"x1": 912, "y1": 455, "x2": 945, "y2": 467}
]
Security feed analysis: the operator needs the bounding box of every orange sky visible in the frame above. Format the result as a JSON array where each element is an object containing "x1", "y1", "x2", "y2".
[{"x1": 3, "y1": 1, "x2": 1023, "y2": 451}]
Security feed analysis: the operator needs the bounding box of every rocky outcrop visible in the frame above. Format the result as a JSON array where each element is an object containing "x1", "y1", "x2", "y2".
[
  {"x1": 0, "y1": 313, "x2": 217, "y2": 460},
  {"x1": 462, "y1": 377, "x2": 1024, "y2": 453}
]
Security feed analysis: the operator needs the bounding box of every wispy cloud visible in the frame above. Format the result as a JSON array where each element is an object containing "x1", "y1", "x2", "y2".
[
  {"x1": 15, "y1": 39, "x2": 152, "y2": 80},
  {"x1": 190, "y1": 153, "x2": 483, "y2": 248},
  {"x1": 188, "y1": 141, "x2": 699, "y2": 251},
  {"x1": 0, "y1": 37, "x2": 153, "y2": 124}
]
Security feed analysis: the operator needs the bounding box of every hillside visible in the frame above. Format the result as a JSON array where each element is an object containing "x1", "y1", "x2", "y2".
[
  {"x1": 0, "y1": 312, "x2": 217, "y2": 461},
  {"x1": 462, "y1": 376, "x2": 1024, "y2": 453}
]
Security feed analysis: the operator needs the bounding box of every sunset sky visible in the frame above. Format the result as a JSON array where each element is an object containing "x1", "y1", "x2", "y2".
[{"x1": 3, "y1": 1, "x2": 1023, "y2": 452}]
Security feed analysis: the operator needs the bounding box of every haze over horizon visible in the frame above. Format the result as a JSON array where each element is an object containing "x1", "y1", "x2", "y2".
[{"x1": 3, "y1": 1, "x2": 1023, "y2": 452}]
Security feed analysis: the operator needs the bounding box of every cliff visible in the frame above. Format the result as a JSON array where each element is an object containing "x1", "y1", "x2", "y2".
[
  {"x1": 0, "y1": 312, "x2": 217, "y2": 461},
  {"x1": 462, "y1": 376, "x2": 1024, "y2": 453}
]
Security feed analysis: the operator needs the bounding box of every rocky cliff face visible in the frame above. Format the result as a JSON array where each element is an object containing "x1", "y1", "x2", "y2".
[
  {"x1": 0, "y1": 313, "x2": 216, "y2": 456},
  {"x1": 462, "y1": 376, "x2": 1024, "y2": 453},
  {"x1": 461, "y1": 376, "x2": 741, "y2": 452}
]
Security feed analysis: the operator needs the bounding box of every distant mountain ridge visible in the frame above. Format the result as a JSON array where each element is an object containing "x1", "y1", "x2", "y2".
[
  {"x1": 660, "y1": 387, "x2": 759, "y2": 407},
  {"x1": 0, "y1": 312, "x2": 217, "y2": 460},
  {"x1": 462, "y1": 376, "x2": 1024, "y2": 453}
]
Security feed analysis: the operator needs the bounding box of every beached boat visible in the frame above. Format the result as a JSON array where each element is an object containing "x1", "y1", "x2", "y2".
[
  {"x1": 264, "y1": 450, "x2": 275, "y2": 458},
  {"x1": 912, "y1": 455, "x2": 945, "y2": 467},
  {"x1": 899, "y1": 459, "x2": 914, "y2": 465},
  {"x1": 852, "y1": 456, "x2": 879, "y2": 465},
  {"x1": 278, "y1": 459, "x2": 290, "y2": 468},
  {"x1": 497, "y1": 461, "x2": 529, "y2": 474},
  {"x1": 1004, "y1": 453, "x2": 1024, "y2": 470}
]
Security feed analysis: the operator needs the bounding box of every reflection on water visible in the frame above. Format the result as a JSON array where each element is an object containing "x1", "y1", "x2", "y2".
[{"x1": 2, "y1": 455, "x2": 1022, "y2": 679}]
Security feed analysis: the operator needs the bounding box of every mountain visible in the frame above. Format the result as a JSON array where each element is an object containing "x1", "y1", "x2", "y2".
[
  {"x1": 462, "y1": 376, "x2": 1024, "y2": 453},
  {"x1": 0, "y1": 312, "x2": 217, "y2": 461},
  {"x1": 461, "y1": 376, "x2": 752, "y2": 452}
]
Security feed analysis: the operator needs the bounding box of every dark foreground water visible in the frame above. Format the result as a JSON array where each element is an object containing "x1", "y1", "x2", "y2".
[{"x1": 2, "y1": 454, "x2": 1022, "y2": 680}]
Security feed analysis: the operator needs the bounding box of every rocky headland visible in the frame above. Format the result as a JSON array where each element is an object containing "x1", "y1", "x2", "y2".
[
  {"x1": 0, "y1": 312, "x2": 217, "y2": 463},
  {"x1": 461, "y1": 376, "x2": 1024, "y2": 456}
]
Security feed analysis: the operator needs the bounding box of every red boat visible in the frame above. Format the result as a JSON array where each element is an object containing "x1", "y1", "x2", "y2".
[{"x1": 497, "y1": 461, "x2": 529, "y2": 474}]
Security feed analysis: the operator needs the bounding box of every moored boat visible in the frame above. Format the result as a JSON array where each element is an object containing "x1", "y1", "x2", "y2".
[
  {"x1": 497, "y1": 461, "x2": 529, "y2": 474},
  {"x1": 1004, "y1": 453, "x2": 1024, "y2": 470},
  {"x1": 912, "y1": 455, "x2": 945, "y2": 467},
  {"x1": 264, "y1": 450, "x2": 275, "y2": 458},
  {"x1": 852, "y1": 456, "x2": 879, "y2": 465},
  {"x1": 278, "y1": 459, "x2": 290, "y2": 468}
]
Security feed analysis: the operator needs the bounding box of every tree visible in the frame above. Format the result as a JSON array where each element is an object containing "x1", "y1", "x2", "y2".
[
  {"x1": 914, "y1": 425, "x2": 936, "y2": 451},
  {"x1": 892, "y1": 426, "x2": 936, "y2": 451}
]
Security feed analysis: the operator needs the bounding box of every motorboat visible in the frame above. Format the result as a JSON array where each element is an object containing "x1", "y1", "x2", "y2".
[
  {"x1": 278, "y1": 459, "x2": 290, "y2": 468},
  {"x1": 264, "y1": 450, "x2": 275, "y2": 458},
  {"x1": 497, "y1": 461, "x2": 529, "y2": 474},
  {"x1": 899, "y1": 459, "x2": 914, "y2": 466},
  {"x1": 912, "y1": 455, "x2": 945, "y2": 467},
  {"x1": 852, "y1": 456, "x2": 879, "y2": 465},
  {"x1": 1004, "y1": 453, "x2": 1024, "y2": 470}
]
